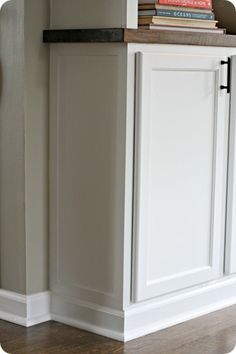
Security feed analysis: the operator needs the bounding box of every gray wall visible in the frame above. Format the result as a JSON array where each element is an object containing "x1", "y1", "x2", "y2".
[
  {"x1": 24, "y1": 0, "x2": 49, "y2": 294},
  {"x1": 0, "y1": 0, "x2": 49, "y2": 294},
  {"x1": 0, "y1": 0, "x2": 26, "y2": 294}
]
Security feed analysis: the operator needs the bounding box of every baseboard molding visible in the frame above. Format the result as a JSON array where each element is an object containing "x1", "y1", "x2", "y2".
[
  {"x1": 27, "y1": 292, "x2": 51, "y2": 326},
  {"x1": 124, "y1": 276, "x2": 236, "y2": 341},
  {"x1": 2, "y1": 278, "x2": 236, "y2": 342},
  {"x1": 50, "y1": 277, "x2": 236, "y2": 342},
  {"x1": 51, "y1": 293, "x2": 124, "y2": 341},
  {"x1": 0, "y1": 290, "x2": 51, "y2": 327},
  {"x1": 51, "y1": 313, "x2": 125, "y2": 341}
]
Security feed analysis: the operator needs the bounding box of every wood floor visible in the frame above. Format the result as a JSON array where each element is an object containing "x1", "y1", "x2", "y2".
[{"x1": 1, "y1": 305, "x2": 236, "y2": 353}]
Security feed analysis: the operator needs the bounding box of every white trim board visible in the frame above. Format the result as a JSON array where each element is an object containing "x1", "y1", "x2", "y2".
[
  {"x1": 50, "y1": 277, "x2": 236, "y2": 342},
  {"x1": 0, "y1": 290, "x2": 51, "y2": 327},
  {"x1": 52, "y1": 314, "x2": 125, "y2": 342},
  {"x1": 124, "y1": 277, "x2": 236, "y2": 341},
  {"x1": 51, "y1": 293, "x2": 124, "y2": 341},
  {"x1": 2, "y1": 279, "x2": 236, "y2": 342}
]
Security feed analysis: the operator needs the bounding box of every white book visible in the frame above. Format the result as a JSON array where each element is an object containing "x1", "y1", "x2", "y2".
[{"x1": 139, "y1": 24, "x2": 225, "y2": 33}]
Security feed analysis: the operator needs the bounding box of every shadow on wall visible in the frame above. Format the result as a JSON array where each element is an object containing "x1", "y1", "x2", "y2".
[{"x1": 213, "y1": 0, "x2": 236, "y2": 34}]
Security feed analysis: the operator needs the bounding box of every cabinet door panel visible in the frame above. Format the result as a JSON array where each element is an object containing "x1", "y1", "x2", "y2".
[{"x1": 133, "y1": 53, "x2": 229, "y2": 302}]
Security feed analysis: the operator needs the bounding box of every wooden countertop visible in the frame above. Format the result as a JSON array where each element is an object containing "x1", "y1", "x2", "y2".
[{"x1": 43, "y1": 28, "x2": 236, "y2": 48}]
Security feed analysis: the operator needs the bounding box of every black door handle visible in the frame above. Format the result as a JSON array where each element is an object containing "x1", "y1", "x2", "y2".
[{"x1": 220, "y1": 58, "x2": 231, "y2": 94}]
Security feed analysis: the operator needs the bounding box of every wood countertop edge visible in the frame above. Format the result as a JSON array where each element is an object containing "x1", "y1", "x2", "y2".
[{"x1": 124, "y1": 29, "x2": 236, "y2": 47}]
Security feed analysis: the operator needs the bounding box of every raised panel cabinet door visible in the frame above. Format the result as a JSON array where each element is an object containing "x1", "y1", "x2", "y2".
[{"x1": 133, "y1": 52, "x2": 229, "y2": 302}]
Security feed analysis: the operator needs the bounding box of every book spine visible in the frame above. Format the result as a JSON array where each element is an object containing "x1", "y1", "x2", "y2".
[
  {"x1": 158, "y1": 0, "x2": 212, "y2": 9},
  {"x1": 138, "y1": 10, "x2": 157, "y2": 16},
  {"x1": 155, "y1": 9, "x2": 214, "y2": 19}
]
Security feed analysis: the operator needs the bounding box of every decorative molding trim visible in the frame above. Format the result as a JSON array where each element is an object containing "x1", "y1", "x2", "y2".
[
  {"x1": 52, "y1": 314, "x2": 124, "y2": 342},
  {"x1": 50, "y1": 278, "x2": 236, "y2": 342},
  {"x1": 2, "y1": 279, "x2": 236, "y2": 342},
  {"x1": 52, "y1": 293, "x2": 123, "y2": 318},
  {"x1": 43, "y1": 29, "x2": 125, "y2": 43},
  {"x1": 0, "y1": 311, "x2": 27, "y2": 327},
  {"x1": 124, "y1": 277, "x2": 236, "y2": 341},
  {"x1": 51, "y1": 293, "x2": 124, "y2": 341},
  {"x1": 0, "y1": 290, "x2": 51, "y2": 327},
  {"x1": 26, "y1": 292, "x2": 51, "y2": 326},
  {"x1": 0, "y1": 290, "x2": 27, "y2": 326}
]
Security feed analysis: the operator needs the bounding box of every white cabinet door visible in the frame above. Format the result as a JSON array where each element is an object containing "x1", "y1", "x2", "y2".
[{"x1": 133, "y1": 52, "x2": 229, "y2": 302}]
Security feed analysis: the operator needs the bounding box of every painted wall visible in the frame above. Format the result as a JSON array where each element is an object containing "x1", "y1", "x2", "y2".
[
  {"x1": 0, "y1": 0, "x2": 26, "y2": 294},
  {"x1": 0, "y1": 0, "x2": 49, "y2": 294},
  {"x1": 50, "y1": 0, "x2": 138, "y2": 29},
  {"x1": 24, "y1": 0, "x2": 49, "y2": 294}
]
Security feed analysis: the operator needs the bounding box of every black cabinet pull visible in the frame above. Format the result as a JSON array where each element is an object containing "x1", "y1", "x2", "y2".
[{"x1": 220, "y1": 58, "x2": 231, "y2": 94}]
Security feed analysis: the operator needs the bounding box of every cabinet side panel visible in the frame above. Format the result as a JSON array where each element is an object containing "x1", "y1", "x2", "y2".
[{"x1": 50, "y1": 44, "x2": 127, "y2": 310}]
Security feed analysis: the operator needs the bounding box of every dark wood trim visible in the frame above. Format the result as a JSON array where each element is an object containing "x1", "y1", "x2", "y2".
[
  {"x1": 43, "y1": 28, "x2": 236, "y2": 47},
  {"x1": 124, "y1": 28, "x2": 236, "y2": 47},
  {"x1": 43, "y1": 29, "x2": 124, "y2": 43}
]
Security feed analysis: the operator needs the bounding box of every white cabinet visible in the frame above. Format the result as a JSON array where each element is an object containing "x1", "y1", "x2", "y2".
[
  {"x1": 132, "y1": 52, "x2": 229, "y2": 301},
  {"x1": 49, "y1": 41, "x2": 236, "y2": 341}
]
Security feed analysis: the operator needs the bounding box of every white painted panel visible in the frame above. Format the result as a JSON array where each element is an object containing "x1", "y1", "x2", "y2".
[
  {"x1": 50, "y1": 44, "x2": 127, "y2": 309},
  {"x1": 57, "y1": 54, "x2": 118, "y2": 295},
  {"x1": 225, "y1": 56, "x2": 236, "y2": 275},
  {"x1": 133, "y1": 52, "x2": 229, "y2": 301},
  {"x1": 147, "y1": 69, "x2": 214, "y2": 282},
  {"x1": 50, "y1": 0, "x2": 138, "y2": 29}
]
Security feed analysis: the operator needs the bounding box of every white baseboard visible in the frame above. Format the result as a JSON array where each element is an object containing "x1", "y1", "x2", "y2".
[
  {"x1": 52, "y1": 313, "x2": 125, "y2": 341},
  {"x1": 2, "y1": 278, "x2": 236, "y2": 342},
  {"x1": 0, "y1": 290, "x2": 51, "y2": 327},
  {"x1": 27, "y1": 292, "x2": 51, "y2": 326},
  {"x1": 51, "y1": 293, "x2": 124, "y2": 341},
  {"x1": 50, "y1": 277, "x2": 236, "y2": 342},
  {"x1": 124, "y1": 277, "x2": 236, "y2": 341}
]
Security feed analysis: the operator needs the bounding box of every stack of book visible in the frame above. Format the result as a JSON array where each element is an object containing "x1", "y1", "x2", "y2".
[{"x1": 138, "y1": 0, "x2": 225, "y2": 34}]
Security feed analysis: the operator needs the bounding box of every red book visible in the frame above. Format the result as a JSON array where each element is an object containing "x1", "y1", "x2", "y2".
[{"x1": 157, "y1": 0, "x2": 212, "y2": 9}]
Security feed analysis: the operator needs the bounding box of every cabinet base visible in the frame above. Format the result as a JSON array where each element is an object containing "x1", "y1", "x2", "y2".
[
  {"x1": 51, "y1": 293, "x2": 124, "y2": 341},
  {"x1": 52, "y1": 277, "x2": 236, "y2": 342}
]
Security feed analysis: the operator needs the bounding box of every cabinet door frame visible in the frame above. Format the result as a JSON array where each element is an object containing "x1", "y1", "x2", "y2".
[
  {"x1": 225, "y1": 56, "x2": 236, "y2": 275},
  {"x1": 132, "y1": 52, "x2": 229, "y2": 302}
]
